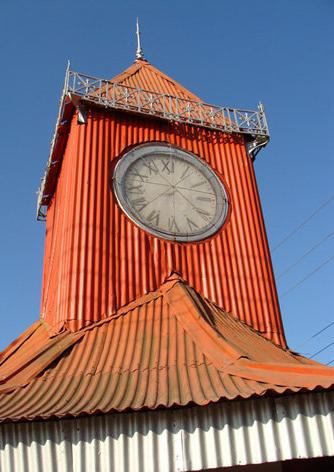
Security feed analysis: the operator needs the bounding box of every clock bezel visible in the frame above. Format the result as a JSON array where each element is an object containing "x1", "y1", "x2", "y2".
[{"x1": 113, "y1": 143, "x2": 229, "y2": 242}]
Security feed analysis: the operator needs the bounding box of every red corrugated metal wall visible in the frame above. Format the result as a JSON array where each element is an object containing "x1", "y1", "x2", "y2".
[{"x1": 41, "y1": 108, "x2": 286, "y2": 346}]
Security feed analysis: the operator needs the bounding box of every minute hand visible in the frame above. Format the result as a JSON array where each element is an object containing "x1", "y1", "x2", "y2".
[
  {"x1": 176, "y1": 185, "x2": 214, "y2": 196},
  {"x1": 175, "y1": 188, "x2": 205, "y2": 212},
  {"x1": 173, "y1": 168, "x2": 195, "y2": 187},
  {"x1": 135, "y1": 187, "x2": 172, "y2": 212}
]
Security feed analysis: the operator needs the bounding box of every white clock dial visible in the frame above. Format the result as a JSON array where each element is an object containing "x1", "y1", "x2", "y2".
[{"x1": 113, "y1": 144, "x2": 228, "y2": 242}]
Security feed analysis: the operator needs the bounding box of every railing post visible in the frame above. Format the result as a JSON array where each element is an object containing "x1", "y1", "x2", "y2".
[
  {"x1": 258, "y1": 102, "x2": 268, "y2": 135},
  {"x1": 221, "y1": 108, "x2": 226, "y2": 128},
  {"x1": 199, "y1": 103, "x2": 203, "y2": 126},
  {"x1": 64, "y1": 62, "x2": 70, "y2": 94},
  {"x1": 104, "y1": 81, "x2": 109, "y2": 103},
  {"x1": 137, "y1": 88, "x2": 141, "y2": 112},
  {"x1": 112, "y1": 83, "x2": 115, "y2": 107}
]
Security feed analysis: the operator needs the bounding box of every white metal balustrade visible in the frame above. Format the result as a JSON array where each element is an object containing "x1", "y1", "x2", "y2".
[
  {"x1": 67, "y1": 70, "x2": 269, "y2": 137},
  {"x1": 37, "y1": 66, "x2": 270, "y2": 220}
]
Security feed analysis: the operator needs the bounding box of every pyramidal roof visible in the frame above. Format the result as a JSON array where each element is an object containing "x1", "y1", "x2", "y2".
[
  {"x1": 0, "y1": 275, "x2": 333, "y2": 423},
  {"x1": 109, "y1": 58, "x2": 202, "y2": 101}
]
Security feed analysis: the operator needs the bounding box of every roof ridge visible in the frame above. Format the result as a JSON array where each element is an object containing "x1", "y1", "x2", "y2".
[
  {"x1": 164, "y1": 282, "x2": 246, "y2": 368},
  {"x1": 163, "y1": 282, "x2": 334, "y2": 388},
  {"x1": 0, "y1": 330, "x2": 84, "y2": 394},
  {"x1": 0, "y1": 321, "x2": 41, "y2": 367},
  {"x1": 76, "y1": 273, "x2": 184, "y2": 334}
]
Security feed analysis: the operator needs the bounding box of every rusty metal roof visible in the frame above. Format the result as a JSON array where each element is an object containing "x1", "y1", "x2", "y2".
[
  {"x1": 0, "y1": 275, "x2": 333, "y2": 423},
  {"x1": 108, "y1": 58, "x2": 202, "y2": 101}
]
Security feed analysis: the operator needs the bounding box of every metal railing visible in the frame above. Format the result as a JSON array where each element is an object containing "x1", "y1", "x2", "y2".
[
  {"x1": 37, "y1": 67, "x2": 269, "y2": 220},
  {"x1": 67, "y1": 70, "x2": 269, "y2": 137}
]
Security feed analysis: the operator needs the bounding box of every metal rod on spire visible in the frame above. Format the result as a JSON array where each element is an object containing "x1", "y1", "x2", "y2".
[{"x1": 136, "y1": 17, "x2": 144, "y2": 60}]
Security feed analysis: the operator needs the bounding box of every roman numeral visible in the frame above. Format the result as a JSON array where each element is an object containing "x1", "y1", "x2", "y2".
[
  {"x1": 131, "y1": 197, "x2": 147, "y2": 212},
  {"x1": 168, "y1": 216, "x2": 180, "y2": 232},
  {"x1": 191, "y1": 180, "x2": 206, "y2": 188},
  {"x1": 180, "y1": 165, "x2": 191, "y2": 180},
  {"x1": 126, "y1": 184, "x2": 143, "y2": 194},
  {"x1": 142, "y1": 160, "x2": 159, "y2": 175},
  {"x1": 131, "y1": 168, "x2": 148, "y2": 182},
  {"x1": 160, "y1": 159, "x2": 174, "y2": 174},
  {"x1": 146, "y1": 210, "x2": 160, "y2": 226},
  {"x1": 195, "y1": 207, "x2": 211, "y2": 222},
  {"x1": 196, "y1": 196, "x2": 214, "y2": 202},
  {"x1": 186, "y1": 217, "x2": 199, "y2": 231}
]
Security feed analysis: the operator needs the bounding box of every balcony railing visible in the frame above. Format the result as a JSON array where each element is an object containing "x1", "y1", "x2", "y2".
[{"x1": 67, "y1": 70, "x2": 269, "y2": 137}]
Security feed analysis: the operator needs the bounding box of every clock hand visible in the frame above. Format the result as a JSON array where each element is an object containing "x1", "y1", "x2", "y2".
[
  {"x1": 176, "y1": 185, "x2": 215, "y2": 196},
  {"x1": 175, "y1": 188, "x2": 215, "y2": 228},
  {"x1": 135, "y1": 186, "x2": 172, "y2": 212},
  {"x1": 173, "y1": 168, "x2": 195, "y2": 187},
  {"x1": 175, "y1": 188, "x2": 214, "y2": 220},
  {"x1": 128, "y1": 179, "x2": 170, "y2": 188},
  {"x1": 174, "y1": 188, "x2": 198, "y2": 209}
]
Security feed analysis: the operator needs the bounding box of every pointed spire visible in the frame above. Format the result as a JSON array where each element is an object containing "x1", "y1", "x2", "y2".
[{"x1": 136, "y1": 17, "x2": 145, "y2": 60}]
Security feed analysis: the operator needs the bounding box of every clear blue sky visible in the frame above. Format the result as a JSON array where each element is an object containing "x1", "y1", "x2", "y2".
[{"x1": 0, "y1": 0, "x2": 333, "y2": 363}]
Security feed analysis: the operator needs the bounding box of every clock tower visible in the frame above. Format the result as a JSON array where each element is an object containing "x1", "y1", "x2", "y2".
[
  {"x1": 37, "y1": 53, "x2": 285, "y2": 346},
  {"x1": 1, "y1": 27, "x2": 334, "y2": 471}
]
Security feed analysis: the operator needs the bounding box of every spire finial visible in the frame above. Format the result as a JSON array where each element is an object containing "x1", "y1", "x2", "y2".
[{"x1": 136, "y1": 17, "x2": 144, "y2": 60}]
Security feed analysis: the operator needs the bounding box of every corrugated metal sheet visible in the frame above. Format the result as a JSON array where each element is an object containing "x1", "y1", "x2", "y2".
[
  {"x1": 40, "y1": 101, "x2": 284, "y2": 345},
  {"x1": 0, "y1": 391, "x2": 333, "y2": 471},
  {"x1": 107, "y1": 59, "x2": 202, "y2": 101},
  {"x1": 1, "y1": 277, "x2": 333, "y2": 423},
  {"x1": 0, "y1": 324, "x2": 80, "y2": 394}
]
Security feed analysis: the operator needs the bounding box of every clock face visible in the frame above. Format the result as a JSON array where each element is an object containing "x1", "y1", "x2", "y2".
[{"x1": 113, "y1": 143, "x2": 228, "y2": 242}]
